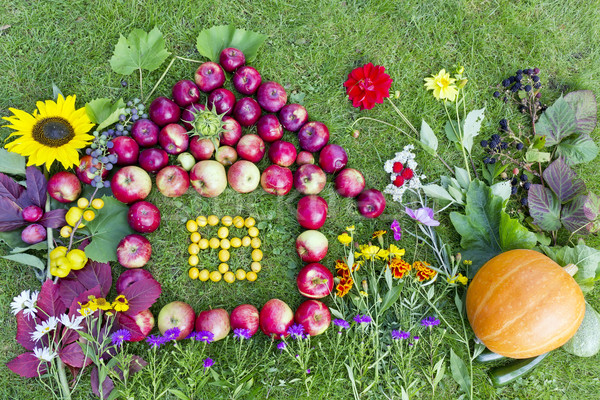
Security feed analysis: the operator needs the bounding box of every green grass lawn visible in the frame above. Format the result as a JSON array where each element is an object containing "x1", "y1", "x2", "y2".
[{"x1": 1, "y1": 0, "x2": 600, "y2": 399}]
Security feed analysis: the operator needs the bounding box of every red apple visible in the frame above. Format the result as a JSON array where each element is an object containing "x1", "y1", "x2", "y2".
[
  {"x1": 47, "y1": 171, "x2": 82, "y2": 203},
  {"x1": 297, "y1": 263, "x2": 334, "y2": 299},
  {"x1": 268, "y1": 140, "x2": 297, "y2": 167},
  {"x1": 21, "y1": 224, "x2": 46, "y2": 244},
  {"x1": 194, "y1": 61, "x2": 225, "y2": 92},
  {"x1": 77, "y1": 155, "x2": 108, "y2": 185},
  {"x1": 156, "y1": 165, "x2": 190, "y2": 198},
  {"x1": 228, "y1": 160, "x2": 260, "y2": 193},
  {"x1": 230, "y1": 304, "x2": 259, "y2": 336},
  {"x1": 111, "y1": 166, "x2": 152, "y2": 204},
  {"x1": 256, "y1": 114, "x2": 284, "y2": 142},
  {"x1": 131, "y1": 118, "x2": 160, "y2": 147},
  {"x1": 172, "y1": 79, "x2": 200, "y2": 107},
  {"x1": 109, "y1": 136, "x2": 139, "y2": 166},
  {"x1": 149, "y1": 96, "x2": 181, "y2": 127},
  {"x1": 279, "y1": 104, "x2": 308, "y2": 132},
  {"x1": 208, "y1": 88, "x2": 236, "y2": 115},
  {"x1": 261, "y1": 165, "x2": 293, "y2": 196},
  {"x1": 293, "y1": 164, "x2": 326, "y2": 195},
  {"x1": 296, "y1": 151, "x2": 315, "y2": 165},
  {"x1": 236, "y1": 134, "x2": 265, "y2": 163},
  {"x1": 298, "y1": 121, "x2": 329, "y2": 152},
  {"x1": 158, "y1": 301, "x2": 196, "y2": 341},
  {"x1": 138, "y1": 148, "x2": 168, "y2": 174},
  {"x1": 232, "y1": 66, "x2": 262, "y2": 95},
  {"x1": 189, "y1": 136, "x2": 215, "y2": 161},
  {"x1": 190, "y1": 160, "x2": 227, "y2": 197},
  {"x1": 257, "y1": 81, "x2": 287, "y2": 113},
  {"x1": 116, "y1": 269, "x2": 154, "y2": 294},
  {"x1": 22, "y1": 205, "x2": 43, "y2": 223},
  {"x1": 220, "y1": 116, "x2": 242, "y2": 146},
  {"x1": 294, "y1": 300, "x2": 331, "y2": 336},
  {"x1": 259, "y1": 299, "x2": 294, "y2": 338},
  {"x1": 296, "y1": 230, "x2": 328, "y2": 263},
  {"x1": 129, "y1": 309, "x2": 155, "y2": 341},
  {"x1": 117, "y1": 234, "x2": 152, "y2": 269},
  {"x1": 335, "y1": 168, "x2": 365, "y2": 198},
  {"x1": 220, "y1": 47, "x2": 245, "y2": 72},
  {"x1": 127, "y1": 201, "x2": 161, "y2": 233},
  {"x1": 357, "y1": 189, "x2": 386, "y2": 218},
  {"x1": 195, "y1": 308, "x2": 231, "y2": 342},
  {"x1": 233, "y1": 97, "x2": 262, "y2": 127},
  {"x1": 319, "y1": 144, "x2": 348, "y2": 174},
  {"x1": 215, "y1": 145, "x2": 238, "y2": 166},
  {"x1": 297, "y1": 195, "x2": 328, "y2": 229},
  {"x1": 159, "y1": 123, "x2": 189, "y2": 155}
]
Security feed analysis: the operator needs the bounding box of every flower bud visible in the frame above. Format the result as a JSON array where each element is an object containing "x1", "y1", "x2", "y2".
[
  {"x1": 361, "y1": 279, "x2": 368, "y2": 292},
  {"x1": 352, "y1": 130, "x2": 360, "y2": 139},
  {"x1": 455, "y1": 253, "x2": 462, "y2": 264},
  {"x1": 512, "y1": 168, "x2": 519, "y2": 176}
]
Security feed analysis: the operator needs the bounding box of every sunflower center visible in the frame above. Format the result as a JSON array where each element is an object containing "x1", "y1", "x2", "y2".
[{"x1": 32, "y1": 117, "x2": 75, "y2": 147}]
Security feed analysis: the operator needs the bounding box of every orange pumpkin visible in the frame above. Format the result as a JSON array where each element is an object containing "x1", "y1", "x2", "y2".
[{"x1": 466, "y1": 249, "x2": 585, "y2": 359}]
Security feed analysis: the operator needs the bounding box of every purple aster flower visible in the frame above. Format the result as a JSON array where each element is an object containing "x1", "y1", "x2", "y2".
[
  {"x1": 353, "y1": 314, "x2": 372, "y2": 324},
  {"x1": 391, "y1": 330, "x2": 410, "y2": 340},
  {"x1": 306, "y1": 369, "x2": 311, "y2": 374},
  {"x1": 185, "y1": 331, "x2": 197, "y2": 340},
  {"x1": 333, "y1": 319, "x2": 350, "y2": 330},
  {"x1": 421, "y1": 316, "x2": 441, "y2": 327},
  {"x1": 287, "y1": 324, "x2": 305, "y2": 340},
  {"x1": 146, "y1": 334, "x2": 166, "y2": 349},
  {"x1": 111, "y1": 329, "x2": 131, "y2": 346},
  {"x1": 405, "y1": 206, "x2": 440, "y2": 227},
  {"x1": 203, "y1": 357, "x2": 214, "y2": 369},
  {"x1": 391, "y1": 219, "x2": 402, "y2": 240},
  {"x1": 164, "y1": 327, "x2": 181, "y2": 341},
  {"x1": 233, "y1": 328, "x2": 252, "y2": 340},
  {"x1": 277, "y1": 341, "x2": 287, "y2": 351},
  {"x1": 413, "y1": 336, "x2": 420, "y2": 341},
  {"x1": 195, "y1": 330, "x2": 214, "y2": 343}
]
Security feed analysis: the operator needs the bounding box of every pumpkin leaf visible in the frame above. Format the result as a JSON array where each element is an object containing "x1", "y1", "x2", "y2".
[
  {"x1": 499, "y1": 213, "x2": 537, "y2": 251},
  {"x1": 528, "y1": 184, "x2": 562, "y2": 231},
  {"x1": 535, "y1": 95, "x2": 578, "y2": 146},
  {"x1": 543, "y1": 158, "x2": 586, "y2": 203},
  {"x1": 552, "y1": 243, "x2": 600, "y2": 291},
  {"x1": 450, "y1": 348, "x2": 471, "y2": 395},
  {"x1": 563, "y1": 90, "x2": 597, "y2": 135},
  {"x1": 0, "y1": 148, "x2": 26, "y2": 176},
  {"x1": 109, "y1": 26, "x2": 170, "y2": 75},
  {"x1": 196, "y1": 25, "x2": 267, "y2": 63}
]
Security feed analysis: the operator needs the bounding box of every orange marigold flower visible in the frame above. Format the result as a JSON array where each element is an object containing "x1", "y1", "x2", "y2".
[
  {"x1": 336, "y1": 276, "x2": 354, "y2": 297},
  {"x1": 389, "y1": 258, "x2": 411, "y2": 279},
  {"x1": 413, "y1": 261, "x2": 437, "y2": 281}
]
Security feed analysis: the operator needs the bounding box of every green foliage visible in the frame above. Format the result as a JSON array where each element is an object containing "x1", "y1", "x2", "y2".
[
  {"x1": 419, "y1": 120, "x2": 438, "y2": 156},
  {"x1": 110, "y1": 26, "x2": 171, "y2": 75},
  {"x1": 542, "y1": 242, "x2": 600, "y2": 292},
  {"x1": 0, "y1": 149, "x2": 26, "y2": 176},
  {"x1": 196, "y1": 25, "x2": 267, "y2": 63},
  {"x1": 83, "y1": 196, "x2": 133, "y2": 263},
  {"x1": 85, "y1": 98, "x2": 126, "y2": 131},
  {"x1": 450, "y1": 348, "x2": 471, "y2": 395}
]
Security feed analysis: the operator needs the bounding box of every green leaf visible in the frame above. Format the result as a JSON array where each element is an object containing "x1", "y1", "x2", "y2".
[
  {"x1": 2, "y1": 253, "x2": 45, "y2": 271},
  {"x1": 525, "y1": 148, "x2": 551, "y2": 163},
  {"x1": 553, "y1": 243, "x2": 600, "y2": 291},
  {"x1": 555, "y1": 134, "x2": 599, "y2": 165},
  {"x1": 536, "y1": 95, "x2": 578, "y2": 146},
  {"x1": 454, "y1": 166, "x2": 470, "y2": 190},
  {"x1": 527, "y1": 184, "x2": 562, "y2": 231},
  {"x1": 499, "y1": 213, "x2": 537, "y2": 251},
  {"x1": 0, "y1": 148, "x2": 26, "y2": 176},
  {"x1": 462, "y1": 108, "x2": 485, "y2": 154},
  {"x1": 420, "y1": 120, "x2": 438, "y2": 154},
  {"x1": 109, "y1": 26, "x2": 171, "y2": 75},
  {"x1": 450, "y1": 348, "x2": 471, "y2": 394},
  {"x1": 196, "y1": 25, "x2": 267, "y2": 63},
  {"x1": 422, "y1": 184, "x2": 455, "y2": 203},
  {"x1": 563, "y1": 90, "x2": 597, "y2": 135},
  {"x1": 379, "y1": 284, "x2": 403, "y2": 315},
  {"x1": 84, "y1": 196, "x2": 134, "y2": 262},
  {"x1": 0, "y1": 230, "x2": 26, "y2": 249},
  {"x1": 444, "y1": 120, "x2": 459, "y2": 144},
  {"x1": 490, "y1": 181, "x2": 511, "y2": 202},
  {"x1": 85, "y1": 98, "x2": 126, "y2": 128},
  {"x1": 168, "y1": 389, "x2": 190, "y2": 400}
]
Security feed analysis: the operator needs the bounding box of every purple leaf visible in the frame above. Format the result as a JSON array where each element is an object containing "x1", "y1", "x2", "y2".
[
  {"x1": 0, "y1": 197, "x2": 25, "y2": 231},
  {"x1": 117, "y1": 313, "x2": 145, "y2": 341},
  {"x1": 564, "y1": 90, "x2": 597, "y2": 135},
  {"x1": 59, "y1": 341, "x2": 92, "y2": 369},
  {"x1": 584, "y1": 192, "x2": 600, "y2": 221},
  {"x1": 39, "y1": 209, "x2": 67, "y2": 229},
  {"x1": 562, "y1": 195, "x2": 595, "y2": 234},
  {"x1": 543, "y1": 158, "x2": 586, "y2": 203},
  {"x1": 58, "y1": 278, "x2": 87, "y2": 309},
  {"x1": 15, "y1": 310, "x2": 39, "y2": 351},
  {"x1": 91, "y1": 366, "x2": 115, "y2": 398},
  {"x1": 25, "y1": 167, "x2": 47, "y2": 208},
  {"x1": 128, "y1": 355, "x2": 147, "y2": 373},
  {"x1": 535, "y1": 95, "x2": 577, "y2": 146},
  {"x1": 0, "y1": 172, "x2": 26, "y2": 205},
  {"x1": 7, "y1": 352, "x2": 47, "y2": 378},
  {"x1": 528, "y1": 184, "x2": 562, "y2": 231},
  {"x1": 37, "y1": 279, "x2": 67, "y2": 320},
  {"x1": 122, "y1": 278, "x2": 162, "y2": 315},
  {"x1": 71, "y1": 259, "x2": 112, "y2": 297}
]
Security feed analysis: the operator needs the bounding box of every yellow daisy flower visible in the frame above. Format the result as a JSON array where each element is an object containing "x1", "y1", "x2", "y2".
[
  {"x1": 337, "y1": 233, "x2": 352, "y2": 246},
  {"x1": 111, "y1": 295, "x2": 130, "y2": 312},
  {"x1": 356, "y1": 245, "x2": 380, "y2": 260},
  {"x1": 424, "y1": 69, "x2": 459, "y2": 102},
  {"x1": 388, "y1": 244, "x2": 405, "y2": 259},
  {"x1": 3, "y1": 94, "x2": 95, "y2": 170},
  {"x1": 371, "y1": 230, "x2": 386, "y2": 239},
  {"x1": 345, "y1": 225, "x2": 355, "y2": 232}
]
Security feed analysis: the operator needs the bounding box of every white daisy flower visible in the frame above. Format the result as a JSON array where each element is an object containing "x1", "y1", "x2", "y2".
[
  {"x1": 10, "y1": 290, "x2": 31, "y2": 316},
  {"x1": 59, "y1": 314, "x2": 84, "y2": 331},
  {"x1": 31, "y1": 316, "x2": 59, "y2": 342},
  {"x1": 33, "y1": 347, "x2": 57, "y2": 362}
]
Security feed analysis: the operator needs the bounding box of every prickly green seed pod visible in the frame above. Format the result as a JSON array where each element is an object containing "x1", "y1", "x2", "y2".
[{"x1": 189, "y1": 104, "x2": 227, "y2": 148}]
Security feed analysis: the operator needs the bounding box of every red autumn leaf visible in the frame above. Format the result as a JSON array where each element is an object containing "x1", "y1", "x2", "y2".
[
  {"x1": 7, "y1": 352, "x2": 47, "y2": 378},
  {"x1": 62, "y1": 286, "x2": 102, "y2": 345},
  {"x1": 121, "y1": 278, "x2": 162, "y2": 315},
  {"x1": 59, "y1": 341, "x2": 92, "y2": 369},
  {"x1": 37, "y1": 279, "x2": 66, "y2": 320},
  {"x1": 72, "y1": 259, "x2": 112, "y2": 297},
  {"x1": 58, "y1": 278, "x2": 87, "y2": 310},
  {"x1": 91, "y1": 365, "x2": 115, "y2": 398},
  {"x1": 39, "y1": 209, "x2": 67, "y2": 229},
  {"x1": 25, "y1": 166, "x2": 47, "y2": 208},
  {"x1": 15, "y1": 310, "x2": 39, "y2": 351},
  {"x1": 116, "y1": 313, "x2": 144, "y2": 341}
]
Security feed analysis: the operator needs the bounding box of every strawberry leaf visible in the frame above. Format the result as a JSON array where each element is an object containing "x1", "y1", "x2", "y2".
[
  {"x1": 109, "y1": 26, "x2": 170, "y2": 75},
  {"x1": 196, "y1": 25, "x2": 267, "y2": 63},
  {"x1": 122, "y1": 278, "x2": 161, "y2": 315},
  {"x1": 84, "y1": 196, "x2": 133, "y2": 263},
  {"x1": 7, "y1": 352, "x2": 47, "y2": 378}
]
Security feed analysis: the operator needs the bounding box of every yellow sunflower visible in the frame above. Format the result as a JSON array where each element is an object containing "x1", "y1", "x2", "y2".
[{"x1": 3, "y1": 94, "x2": 95, "y2": 170}]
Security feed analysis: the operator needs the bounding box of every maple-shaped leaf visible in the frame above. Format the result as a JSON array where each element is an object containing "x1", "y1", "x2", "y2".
[
  {"x1": 121, "y1": 278, "x2": 162, "y2": 315},
  {"x1": 37, "y1": 279, "x2": 66, "y2": 320},
  {"x1": 109, "y1": 26, "x2": 171, "y2": 75},
  {"x1": 196, "y1": 25, "x2": 267, "y2": 62},
  {"x1": 7, "y1": 352, "x2": 47, "y2": 378}
]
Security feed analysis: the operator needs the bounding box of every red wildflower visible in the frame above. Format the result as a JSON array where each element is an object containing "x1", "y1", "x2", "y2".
[
  {"x1": 343, "y1": 63, "x2": 393, "y2": 110},
  {"x1": 401, "y1": 168, "x2": 414, "y2": 180},
  {"x1": 393, "y1": 175, "x2": 405, "y2": 187},
  {"x1": 393, "y1": 162, "x2": 403, "y2": 173}
]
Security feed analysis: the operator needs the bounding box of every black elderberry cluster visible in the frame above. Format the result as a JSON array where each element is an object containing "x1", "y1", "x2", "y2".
[
  {"x1": 479, "y1": 119, "x2": 524, "y2": 164},
  {"x1": 510, "y1": 171, "x2": 530, "y2": 205},
  {"x1": 493, "y1": 67, "x2": 541, "y2": 101}
]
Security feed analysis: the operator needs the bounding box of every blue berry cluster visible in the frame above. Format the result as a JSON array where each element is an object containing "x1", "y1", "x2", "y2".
[
  {"x1": 493, "y1": 68, "x2": 541, "y2": 101},
  {"x1": 479, "y1": 119, "x2": 524, "y2": 164},
  {"x1": 510, "y1": 170, "x2": 530, "y2": 206}
]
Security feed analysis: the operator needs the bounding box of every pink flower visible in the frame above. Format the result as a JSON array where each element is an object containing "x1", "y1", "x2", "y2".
[{"x1": 405, "y1": 207, "x2": 440, "y2": 227}]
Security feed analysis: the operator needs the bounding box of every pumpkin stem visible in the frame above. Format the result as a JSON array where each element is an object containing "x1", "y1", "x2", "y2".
[{"x1": 563, "y1": 263, "x2": 578, "y2": 277}]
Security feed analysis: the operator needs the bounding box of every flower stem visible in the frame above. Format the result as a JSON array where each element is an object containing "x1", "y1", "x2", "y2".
[
  {"x1": 44, "y1": 184, "x2": 54, "y2": 281},
  {"x1": 56, "y1": 358, "x2": 72, "y2": 400},
  {"x1": 444, "y1": 102, "x2": 471, "y2": 182}
]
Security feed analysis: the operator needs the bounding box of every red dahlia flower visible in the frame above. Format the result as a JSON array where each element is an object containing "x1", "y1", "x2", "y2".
[{"x1": 343, "y1": 63, "x2": 393, "y2": 110}]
